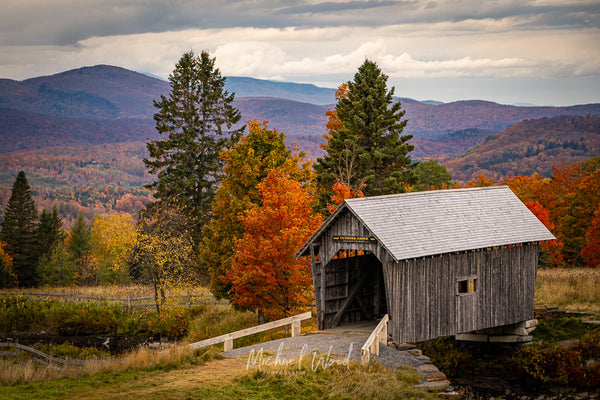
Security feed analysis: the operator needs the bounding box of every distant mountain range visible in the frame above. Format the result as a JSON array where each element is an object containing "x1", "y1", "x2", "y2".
[
  {"x1": 1, "y1": 64, "x2": 600, "y2": 170},
  {"x1": 444, "y1": 115, "x2": 600, "y2": 181}
]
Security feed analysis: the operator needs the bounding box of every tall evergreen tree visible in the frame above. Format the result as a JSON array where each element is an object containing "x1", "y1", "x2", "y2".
[
  {"x1": 144, "y1": 50, "x2": 244, "y2": 241},
  {"x1": 37, "y1": 207, "x2": 66, "y2": 259},
  {"x1": 0, "y1": 171, "x2": 39, "y2": 287},
  {"x1": 68, "y1": 212, "x2": 91, "y2": 260},
  {"x1": 315, "y1": 60, "x2": 414, "y2": 208}
]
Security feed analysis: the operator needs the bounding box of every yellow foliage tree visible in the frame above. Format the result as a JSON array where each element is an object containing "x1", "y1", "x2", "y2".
[
  {"x1": 201, "y1": 120, "x2": 313, "y2": 300},
  {"x1": 90, "y1": 214, "x2": 137, "y2": 284},
  {"x1": 131, "y1": 202, "x2": 197, "y2": 314}
]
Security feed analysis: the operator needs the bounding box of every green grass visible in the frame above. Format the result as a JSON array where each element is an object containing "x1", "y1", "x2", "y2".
[
  {"x1": 0, "y1": 369, "x2": 162, "y2": 400},
  {"x1": 532, "y1": 317, "x2": 600, "y2": 344},
  {"x1": 0, "y1": 360, "x2": 436, "y2": 400}
]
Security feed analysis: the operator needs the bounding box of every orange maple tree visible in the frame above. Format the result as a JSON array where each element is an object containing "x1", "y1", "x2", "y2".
[
  {"x1": 326, "y1": 181, "x2": 365, "y2": 214},
  {"x1": 227, "y1": 170, "x2": 322, "y2": 320},
  {"x1": 321, "y1": 83, "x2": 349, "y2": 153}
]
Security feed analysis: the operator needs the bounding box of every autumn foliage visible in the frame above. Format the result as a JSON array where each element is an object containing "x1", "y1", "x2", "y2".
[
  {"x1": 582, "y1": 207, "x2": 600, "y2": 268},
  {"x1": 326, "y1": 181, "x2": 365, "y2": 214},
  {"x1": 201, "y1": 120, "x2": 313, "y2": 300},
  {"x1": 227, "y1": 171, "x2": 322, "y2": 320},
  {"x1": 471, "y1": 157, "x2": 600, "y2": 268}
]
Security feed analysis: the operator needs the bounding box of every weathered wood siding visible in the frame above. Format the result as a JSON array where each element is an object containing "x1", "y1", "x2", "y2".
[
  {"x1": 320, "y1": 211, "x2": 384, "y2": 265},
  {"x1": 383, "y1": 243, "x2": 538, "y2": 343}
]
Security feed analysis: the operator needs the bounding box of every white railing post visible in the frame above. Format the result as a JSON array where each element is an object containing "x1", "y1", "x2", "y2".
[
  {"x1": 360, "y1": 314, "x2": 389, "y2": 366},
  {"x1": 291, "y1": 319, "x2": 301, "y2": 337}
]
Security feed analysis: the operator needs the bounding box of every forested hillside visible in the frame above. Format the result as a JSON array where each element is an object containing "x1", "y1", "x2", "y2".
[
  {"x1": 2, "y1": 65, "x2": 600, "y2": 158},
  {"x1": 0, "y1": 142, "x2": 153, "y2": 227},
  {"x1": 444, "y1": 115, "x2": 600, "y2": 181},
  {"x1": 1, "y1": 65, "x2": 600, "y2": 225}
]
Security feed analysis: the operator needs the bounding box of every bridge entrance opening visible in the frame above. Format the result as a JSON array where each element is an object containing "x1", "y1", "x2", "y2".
[{"x1": 320, "y1": 250, "x2": 388, "y2": 329}]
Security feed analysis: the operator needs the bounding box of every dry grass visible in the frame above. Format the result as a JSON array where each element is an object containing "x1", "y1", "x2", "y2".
[
  {"x1": 2, "y1": 284, "x2": 212, "y2": 302},
  {"x1": 535, "y1": 268, "x2": 600, "y2": 314},
  {"x1": 0, "y1": 343, "x2": 222, "y2": 387}
]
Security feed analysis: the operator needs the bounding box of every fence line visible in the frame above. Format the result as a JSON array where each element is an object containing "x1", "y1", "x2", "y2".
[
  {"x1": 0, "y1": 342, "x2": 90, "y2": 371},
  {"x1": 0, "y1": 291, "x2": 229, "y2": 308}
]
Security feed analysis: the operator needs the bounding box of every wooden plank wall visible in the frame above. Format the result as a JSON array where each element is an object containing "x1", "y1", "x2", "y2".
[
  {"x1": 320, "y1": 212, "x2": 383, "y2": 266},
  {"x1": 384, "y1": 243, "x2": 538, "y2": 343}
]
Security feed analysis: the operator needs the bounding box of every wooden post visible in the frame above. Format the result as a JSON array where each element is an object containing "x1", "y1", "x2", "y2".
[
  {"x1": 310, "y1": 244, "x2": 324, "y2": 330},
  {"x1": 224, "y1": 339, "x2": 233, "y2": 352},
  {"x1": 291, "y1": 320, "x2": 301, "y2": 337},
  {"x1": 361, "y1": 349, "x2": 369, "y2": 365},
  {"x1": 360, "y1": 314, "x2": 388, "y2": 366},
  {"x1": 379, "y1": 320, "x2": 387, "y2": 345}
]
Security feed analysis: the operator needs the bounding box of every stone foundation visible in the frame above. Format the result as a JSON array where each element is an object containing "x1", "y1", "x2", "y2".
[{"x1": 455, "y1": 320, "x2": 537, "y2": 343}]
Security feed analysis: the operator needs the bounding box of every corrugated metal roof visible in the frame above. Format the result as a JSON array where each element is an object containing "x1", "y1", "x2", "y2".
[{"x1": 297, "y1": 186, "x2": 556, "y2": 261}]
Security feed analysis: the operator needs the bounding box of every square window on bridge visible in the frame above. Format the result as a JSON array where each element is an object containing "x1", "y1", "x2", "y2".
[{"x1": 457, "y1": 277, "x2": 477, "y2": 295}]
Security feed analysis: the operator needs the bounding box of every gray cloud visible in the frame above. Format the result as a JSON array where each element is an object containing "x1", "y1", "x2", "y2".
[
  {"x1": 0, "y1": 0, "x2": 598, "y2": 105},
  {"x1": 2, "y1": 0, "x2": 598, "y2": 47},
  {"x1": 276, "y1": 0, "x2": 403, "y2": 14}
]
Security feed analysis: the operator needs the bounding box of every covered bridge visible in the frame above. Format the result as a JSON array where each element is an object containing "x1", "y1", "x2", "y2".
[{"x1": 296, "y1": 186, "x2": 555, "y2": 343}]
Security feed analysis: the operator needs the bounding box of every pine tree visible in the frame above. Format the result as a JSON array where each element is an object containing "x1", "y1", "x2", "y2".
[
  {"x1": 68, "y1": 212, "x2": 91, "y2": 260},
  {"x1": 37, "y1": 206, "x2": 66, "y2": 259},
  {"x1": 315, "y1": 60, "x2": 414, "y2": 208},
  {"x1": 144, "y1": 51, "x2": 244, "y2": 241},
  {"x1": 0, "y1": 171, "x2": 39, "y2": 287}
]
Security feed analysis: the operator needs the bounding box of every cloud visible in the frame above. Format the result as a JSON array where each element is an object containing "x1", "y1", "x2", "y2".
[
  {"x1": 0, "y1": 0, "x2": 598, "y2": 105},
  {"x1": 276, "y1": 0, "x2": 401, "y2": 14},
  {"x1": 2, "y1": 0, "x2": 598, "y2": 47},
  {"x1": 1, "y1": 21, "x2": 598, "y2": 84}
]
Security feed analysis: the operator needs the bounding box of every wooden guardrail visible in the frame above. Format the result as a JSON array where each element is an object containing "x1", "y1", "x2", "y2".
[
  {"x1": 0, "y1": 342, "x2": 89, "y2": 371},
  {"x1": 189, "y1": 311, "x2": 313, "y2": 352},
  {"x1": 360, "y1": 314, "x2": 389, "y2": 366}
]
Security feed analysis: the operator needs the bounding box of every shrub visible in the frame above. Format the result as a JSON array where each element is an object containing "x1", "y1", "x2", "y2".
[
  {"x1": 512, "y1": 333, "x2": 600, "y2": 389},
  {"x1": 419, "y1": 337, "x2": 472, "y2": 378},
  {"x1": 147, "y1": 307, "x2": 191, "y2": 340}
]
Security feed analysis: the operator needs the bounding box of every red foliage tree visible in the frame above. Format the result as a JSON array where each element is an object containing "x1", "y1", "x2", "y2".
[
  {"x1": 525, "y1": 201, "x2": 565, "y2": 267},
  {"x1": 582, "y1": 207, "x2": 600, "y2": 268},
  {"x1": 227, "y1": 171, "x2": 322, "y2": 321}
]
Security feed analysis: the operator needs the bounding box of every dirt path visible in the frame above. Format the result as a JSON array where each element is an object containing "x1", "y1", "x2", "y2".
[
  {"x1": 57, "y1": 323, "x2": 448, "y2": 399},
  {"x1": 62, "y1": 358, "x2": 249, "y2": 400}
]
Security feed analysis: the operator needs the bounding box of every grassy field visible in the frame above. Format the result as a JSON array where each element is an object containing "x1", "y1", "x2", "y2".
[
  {"x1": 1, "y1": 268, "x2": 598, "y2": 398},
  {"x1": 535, "y1": 268, "x2": 600, "y2": 315},
  {"x1": 0, "y1": 350, "x2": 436, "y2": 400},
  {"x1": 1, "y1": 284, "x2": 213, "y2": 301}
]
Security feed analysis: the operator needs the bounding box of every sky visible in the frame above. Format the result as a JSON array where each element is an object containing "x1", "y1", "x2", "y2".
[{"x1": 1, "y1": 0, "x2": 599, "y2": 106}]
